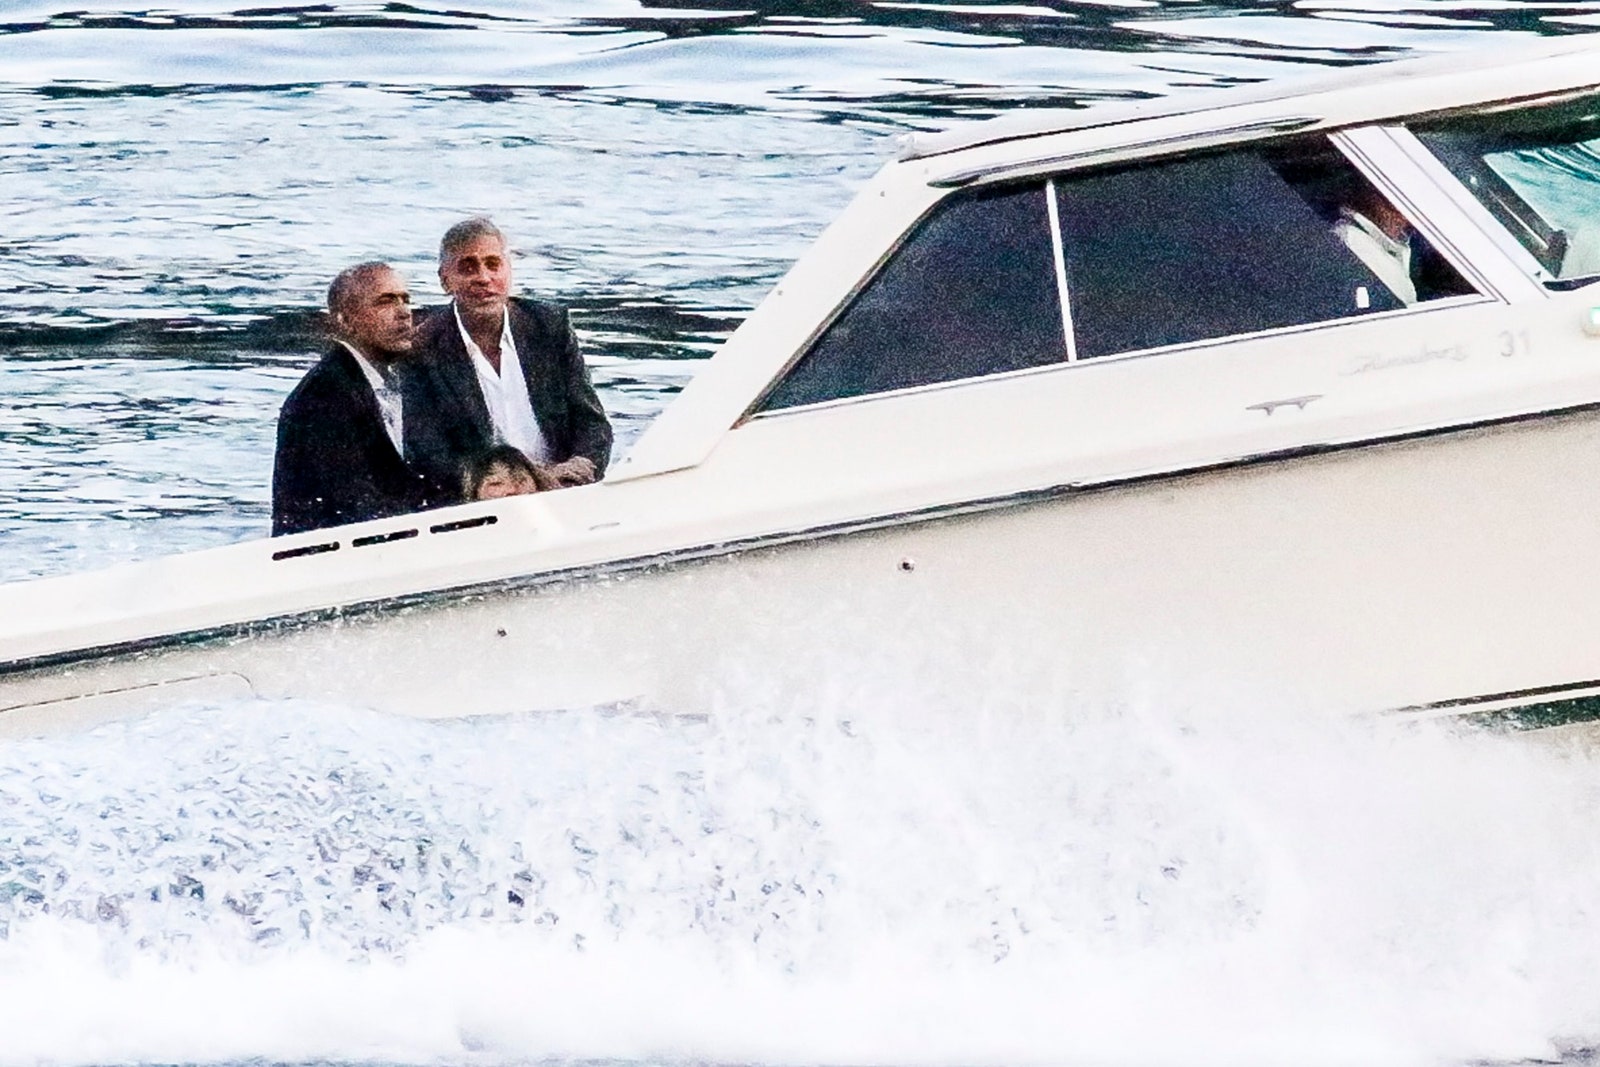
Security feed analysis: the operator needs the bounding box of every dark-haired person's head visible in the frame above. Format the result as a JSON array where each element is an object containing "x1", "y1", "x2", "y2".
[
  {"x1": 463, "y1": 444, "x2": 557, "y2": 500},
  {"x1": 327, "y1": 261, "x2": 414, "y2": 362}
]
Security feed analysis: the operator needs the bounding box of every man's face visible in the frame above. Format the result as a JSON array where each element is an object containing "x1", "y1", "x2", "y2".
[
  {"x1": 439, "y1": 234, "x2": 512, "y2": 321},
  {"x1": 337, "y1": 267, "x2": 414, "y2": 360}
]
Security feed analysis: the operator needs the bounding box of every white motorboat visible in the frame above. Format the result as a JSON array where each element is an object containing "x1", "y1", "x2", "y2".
[{"x1": 6, "y1": 35, "x2": 1600, "y2": 736}]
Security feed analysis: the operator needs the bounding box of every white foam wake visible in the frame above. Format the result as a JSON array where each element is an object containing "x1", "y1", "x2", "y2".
[{"x1": 0, "y1": 653, "x2": 1597, "y2": 1067}]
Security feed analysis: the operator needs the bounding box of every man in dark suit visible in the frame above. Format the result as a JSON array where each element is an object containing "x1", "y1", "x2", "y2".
[
  {"x1": 271, "y1": 262, "x2": 456, "y2": 536},
  {"x1": 411, "y1": 217, "x2": 612, "y2": 487}
]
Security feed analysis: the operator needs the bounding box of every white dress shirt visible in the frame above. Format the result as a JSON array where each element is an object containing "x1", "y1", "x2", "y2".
[
  {"x1": 454, "y1": 304, "x2": 551, "y2": 462},
  {"x1": 1335, "y1": 207, "x2": 1417, "y2": 306},
  {"x1": 338, "y1": 340, "x2": 404, "y2": 456}
]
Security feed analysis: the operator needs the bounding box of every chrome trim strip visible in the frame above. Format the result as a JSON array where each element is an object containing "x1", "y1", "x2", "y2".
[
  {"x1": 7, "y1": 398, "x2": 1600, "y2": 683},
  {"x1": 1373, "y1": 124, "x2": 1556, "y2": 291},
  {"x1": 1045, "y1": 178, "x2": 1077, "y2": 363},
  {"x1": 1394, "y1": 677, "x2": 1600, "y2": 717},
  {"x1": 1389, "y1": 678, "x2": 1600, "y2": 730}
]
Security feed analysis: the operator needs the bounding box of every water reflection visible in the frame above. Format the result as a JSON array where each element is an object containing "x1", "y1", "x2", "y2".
[{"x1": 8, "y1": 1, "x2": 1585, "y2": 53}]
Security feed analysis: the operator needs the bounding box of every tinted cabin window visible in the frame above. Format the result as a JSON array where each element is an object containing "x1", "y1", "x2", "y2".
[
  {"x1": 759, "y1": 183, "x2": 1064, "y2": 411},
  {"x1": 1413, "y1": 94, "x2": 1600, "y2": 286},
  {"x1": 1056, "y1": 149, "x2": 1424, "y2": 360},
  {"x1": 758, "y1": 138, "x2": 1474, "y2": 412}
]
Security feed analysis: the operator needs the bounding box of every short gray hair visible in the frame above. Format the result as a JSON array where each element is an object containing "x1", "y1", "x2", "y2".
[
  {"x1": 438, "y1": 216, "x2": 506, "y2": 268},
  {"x1": 327, "y1": 261, "x2": 393, "y2": 316}
]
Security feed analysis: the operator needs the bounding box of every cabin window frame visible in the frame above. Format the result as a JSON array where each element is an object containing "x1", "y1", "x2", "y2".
[
  {"x1": 1342, "y1": 125, "x2": 1554, "y2": 301},
  {"x1": 750, "y1": 178, "x2": 1072, "y2": 412},
  {"x1": 1401, "y1": 88, "x2": 1600, "y2": 290},
  {"x1": 748, "y1": 128, "x2": 1501, "y2": 420}
]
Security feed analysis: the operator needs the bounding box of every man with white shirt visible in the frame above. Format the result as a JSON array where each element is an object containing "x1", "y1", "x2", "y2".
[
  {"x1": 412, "y1": 217, "x2": 612, "y2": 489},
  {"x1": 1333, "y1": 187, "x2": 1418, "y2": 306},
  {"x1": 272, "y1": 262, "x2": 453, "y2": 536}
]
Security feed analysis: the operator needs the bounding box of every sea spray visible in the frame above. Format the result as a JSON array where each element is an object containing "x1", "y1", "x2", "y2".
[{"x1": 0, "y1": 655, "x2": 1598, "y2": 1066}]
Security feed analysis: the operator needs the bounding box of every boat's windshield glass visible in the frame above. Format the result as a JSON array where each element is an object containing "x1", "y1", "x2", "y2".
[
  {"x1": 1413, "y1": 94, "x2": 1600, "y2": 287},
  {"x1": 760, "y1": 182, "x2": 1066, "y2": 410},
  {"x1": 1054, "y1": 140, "x2": 1474, "y2": 359}
]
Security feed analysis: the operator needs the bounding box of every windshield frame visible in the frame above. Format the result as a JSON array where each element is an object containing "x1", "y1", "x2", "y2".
[{"x1": 1409, "y1": 90, "x2": 1600, "y2": 290}]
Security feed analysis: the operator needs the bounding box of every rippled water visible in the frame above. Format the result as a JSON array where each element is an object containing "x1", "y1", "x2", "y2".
[{"x1": 5, "y1": 5, "x2": 1600, "y2": 1066}]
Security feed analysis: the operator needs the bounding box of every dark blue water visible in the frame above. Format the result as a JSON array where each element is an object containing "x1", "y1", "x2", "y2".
[{"x1": 5, "y1": 8, "x2": 1600, "y2": 1067}]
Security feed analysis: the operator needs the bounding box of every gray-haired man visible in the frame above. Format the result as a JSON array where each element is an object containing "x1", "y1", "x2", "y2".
[{"x1": 411, "y1": 217, "x2": 612, "y2": 489}]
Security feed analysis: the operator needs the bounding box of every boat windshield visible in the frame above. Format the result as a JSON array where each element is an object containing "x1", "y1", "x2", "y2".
[{"x1": 1413, "y1": 93, "x2": 1600, "y2": 288}]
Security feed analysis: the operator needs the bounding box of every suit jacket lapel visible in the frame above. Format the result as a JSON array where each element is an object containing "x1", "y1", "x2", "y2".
[
  {"x1": 331, "y1": 346, "x2": 407, "y2": 469},
  {"x1": 509, "y1": 300, "x2": 554, "y2": 426},
  {"x1": 332, "y1": 346, "x2": 383, "y2": 442},
  {"x1": 430, "y1": 316, "x2": 495, "y2": 441}
]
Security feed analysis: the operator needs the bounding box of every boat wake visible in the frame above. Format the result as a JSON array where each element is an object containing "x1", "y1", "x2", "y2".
[{"x1": 1, "y1": 653, "x2": 1598, "y2": 1066}]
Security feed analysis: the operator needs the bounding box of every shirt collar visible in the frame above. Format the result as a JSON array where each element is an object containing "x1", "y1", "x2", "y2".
[
  {"x1": 336, "y1": 339, "x2": 395, "y2": 392},
  {"x1": 452, "y1": 302, "x2": 514, "y2": 367}
]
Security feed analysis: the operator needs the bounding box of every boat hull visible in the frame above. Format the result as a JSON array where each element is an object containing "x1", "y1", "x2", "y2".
[{"x1": 6, "y1": 406, "x2": 1600, "y2": 738}]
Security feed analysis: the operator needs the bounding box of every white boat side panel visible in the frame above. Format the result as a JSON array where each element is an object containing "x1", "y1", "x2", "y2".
[
  {"x1": 8, "y1": 408, "x2": 1600, "y2": 736},
  {"x1": 6, "y1": 287, "x2": 1600, "y2": 671},
  {"x1": 0, "y1": 672, "x2": 256, "y2": 738}
]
